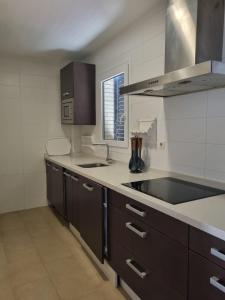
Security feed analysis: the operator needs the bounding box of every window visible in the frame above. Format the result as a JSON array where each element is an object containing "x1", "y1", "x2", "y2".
[
  {"x1": 101, "y1": 64, "x2": 128, "y2": 148},
  {"x1": 102, "y1": 73, "x2": 125, "y2": 141}
]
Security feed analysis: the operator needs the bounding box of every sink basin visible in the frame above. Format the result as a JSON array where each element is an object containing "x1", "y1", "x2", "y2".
[{"x1": 78, "y1": 163, "x2": 108, "y2": 168}]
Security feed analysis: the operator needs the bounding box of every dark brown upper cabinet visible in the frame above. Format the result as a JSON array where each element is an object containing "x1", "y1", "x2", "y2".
[{"x1": 60, "y1": 62, "x2": 96, "y2": 125}]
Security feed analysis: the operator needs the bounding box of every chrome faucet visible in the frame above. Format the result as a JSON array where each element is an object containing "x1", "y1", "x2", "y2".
[{"x1": 92, "y1": 143, "x2": 113, "y2": 164}]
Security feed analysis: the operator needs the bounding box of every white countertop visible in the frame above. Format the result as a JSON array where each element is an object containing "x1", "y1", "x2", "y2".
[{"x1": 45, "y1": 153, "x2": 225, "y2": 242}]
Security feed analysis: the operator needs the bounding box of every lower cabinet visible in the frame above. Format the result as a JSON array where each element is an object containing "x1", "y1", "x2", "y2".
[
  {"x1": 46, "y1": 160, "x2": 104, "y2": 263},
  {"x1": 108, "y1": 190, "x2": 188, "y2": 300},
  {"x1": 46, "y1": 161, "x2": 53, "y2": 205},
  {"x1": 189, "y1": 227, "x2": 225, "y2": 300},
  {"x1": 189, "y1": 251, "x2": 225, "y2": 300},
  {"x1": 45, "y1": 161, "x2": 64, "y2": 217},
  {"x1": 79, "y1": 177, "x2": 104, "y2": 262},
  {"x1": 110, "y1": 243, "x2": 184, "y2": 300},
  {"x1": 64, "y1": 170, "x2": 80, "y2": 230},
  {"x1": 45, "y1": 160, "x2": 225, "y2": 300}
]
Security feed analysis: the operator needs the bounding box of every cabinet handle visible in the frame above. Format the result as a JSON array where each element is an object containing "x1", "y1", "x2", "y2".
[
  {"x1": 83, "y1": 183, "x2": 94, "y2": 192},
  {"x1": 52, "y1": 166, "x2": 59, "y2": 172},
  {"x1": 126, "y1": 259, "x2": 147, "y2": 279},
  {"x1": 210, "y1": 276, "x2": 225, "y2": 294},
  {"x1": 126, "y1": 204, "x2": 146, "y2": 217},
  {"x1": 126, "y1": 222, "x2": 147, "y2": 239},
  {"x1": 62, "y1": 92, "x2": 70, "y2": 96},
  {"x1": 211, "y1": 248, "x2": 225, "y2": 262},
  {"x1": 64, "y1": 172, "x2": 70, "y2": 177},
  {"x1": 71, "y1": 175, "x2": 79, "y2": 182}
]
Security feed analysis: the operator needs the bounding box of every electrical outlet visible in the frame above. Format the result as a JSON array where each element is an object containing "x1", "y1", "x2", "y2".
[{"x1": 159, "y1": 141, "x2": 166, "y2": 150}]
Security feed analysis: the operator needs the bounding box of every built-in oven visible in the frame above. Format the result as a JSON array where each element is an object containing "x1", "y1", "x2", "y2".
[{"x1": 61, "y1": 99, "x2": 74, "y2": 124}]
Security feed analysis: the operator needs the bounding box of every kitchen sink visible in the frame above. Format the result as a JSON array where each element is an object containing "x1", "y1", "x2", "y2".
[{"x1": 77, "y1": 163, "x2": 108, "y2": 168}]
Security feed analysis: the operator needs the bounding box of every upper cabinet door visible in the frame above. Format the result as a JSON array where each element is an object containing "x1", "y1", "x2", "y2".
[
  {"x1": 60, "y1": 62, "x2": 74, "y2": 100},
  {"x1": 73, "y1": 62, "x2": 96, "y2": 125},
  {"x1": 60, "y1": 62, "x2": 96, "y2": 125}
]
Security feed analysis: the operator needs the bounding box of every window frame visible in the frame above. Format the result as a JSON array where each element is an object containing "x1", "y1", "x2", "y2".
[{"x1": 100, "y1": 63, "x2": 129, "y2": 148}]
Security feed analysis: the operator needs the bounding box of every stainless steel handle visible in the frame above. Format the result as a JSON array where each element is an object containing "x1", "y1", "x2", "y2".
[
  {"x1": 210, "y1": 276, "x2": 225, "y2": 294},
  {"x1": 126, "y1": 204, "x2": 146, "y2": 217},
  {"x1": 52, "y1": 166, "x2": 59, "y2": 172},
  {"x1": 62, "y1": 92, "x2": 70, "y2": 96},
  {"x1": 126, "y1": 222, "x2": 147, "y2": 239},
  {"x1": 83, "y1": 183, "x2": 94, "y2": 192},
  {"x1": 126, "y1": 259, "x2": 147, "y2": 279},
  {"x1": 71, "y1": 175, "x2": 79, "y2": 182},
  {"x1": 63, "y1": 172, "x2": 70, "y2": 177},
  {"x1": 211, "y1": 248, "x2": 225, "y2": 262}
]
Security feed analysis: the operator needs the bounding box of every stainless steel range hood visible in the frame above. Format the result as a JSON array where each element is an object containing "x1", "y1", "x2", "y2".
[{"x1": 120, "y1": 0, "x2": 225, "y2": 97}]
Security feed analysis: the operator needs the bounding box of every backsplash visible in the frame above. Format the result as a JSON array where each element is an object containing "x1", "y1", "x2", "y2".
[{"x1": 77, "y1": 0, "x2": 225, "y2": 183}]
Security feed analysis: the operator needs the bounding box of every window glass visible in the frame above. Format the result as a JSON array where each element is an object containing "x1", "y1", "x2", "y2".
[{"x1": 102, "y1": 73, "x2": 125, "y2": 141}]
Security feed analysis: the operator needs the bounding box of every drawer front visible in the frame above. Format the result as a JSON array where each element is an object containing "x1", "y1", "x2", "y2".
[
  {"x1": 190, "y1": 227, "x2": 225, "y2": 269},
  {"x1": 109, "y1": 205, "x2": 188, "y2": 297},
  {"x1": 189, "y1": 251, "x2": 225, "y2": 300},
  {"x1": 109, "y1": 243, "x2": 185, "y2": 300},
  {"x1": 108, "y1": 190, "x2": 188, "y2": 246}
]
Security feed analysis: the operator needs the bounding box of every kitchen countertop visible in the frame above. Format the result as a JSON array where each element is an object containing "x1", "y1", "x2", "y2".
[{"x1": 45, "y1": 153, "x2": 225, "y2": 242}]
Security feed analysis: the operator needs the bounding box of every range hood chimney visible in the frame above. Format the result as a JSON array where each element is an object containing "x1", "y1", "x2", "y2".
[{"x1": 120, "y1": 0, "x2": 225, "y2": 97}]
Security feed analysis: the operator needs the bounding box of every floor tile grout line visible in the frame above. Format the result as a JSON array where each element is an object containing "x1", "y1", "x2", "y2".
[
  {"x1": 0, "y1": 208, "x2": 61, "y2": 299},
  {"x1": 19, "y1": 208, "x2": 63, "y2": 300},
  {"x1": 0, "y1": 207, "x2": 126, "y2": 300}
]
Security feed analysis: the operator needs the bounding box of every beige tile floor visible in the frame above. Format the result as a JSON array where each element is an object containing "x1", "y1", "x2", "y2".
[{"x1": 0, "y1": 207, "x2": 127, "y2": 300}]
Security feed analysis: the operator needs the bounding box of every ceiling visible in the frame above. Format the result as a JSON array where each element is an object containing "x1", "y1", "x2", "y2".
[{"x1": 0, "y1": 0, "x2": 160, "y2": 61}]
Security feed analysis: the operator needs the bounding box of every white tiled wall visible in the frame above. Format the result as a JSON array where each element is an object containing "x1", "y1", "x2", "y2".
[
  {"x1": 81, "y1": 0, "x2": 225, "y2": 183},
  {"x1": 0, "y1": 57, "x2": 68, "y2": 213}
]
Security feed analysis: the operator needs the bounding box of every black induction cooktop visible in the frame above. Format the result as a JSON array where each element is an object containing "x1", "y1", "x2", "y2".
[{"x1": 123, "y1": 177, "x2": 225, "y2": 205}]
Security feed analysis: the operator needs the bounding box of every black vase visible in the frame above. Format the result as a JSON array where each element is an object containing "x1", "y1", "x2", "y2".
[{"x1": 129, "y1": 137, "x2": 143, "y2": 173}]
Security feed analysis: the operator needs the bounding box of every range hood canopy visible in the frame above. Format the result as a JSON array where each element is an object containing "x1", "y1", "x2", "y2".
[{"x1": 120, "y1": 0, "x2": 225, "y2": 97}]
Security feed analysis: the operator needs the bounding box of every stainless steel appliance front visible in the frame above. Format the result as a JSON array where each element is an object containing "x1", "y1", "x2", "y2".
[
  {"x1": 61, "y1": 99, "x2": 74, "y2": 124},
  {"x1": 120, "y1": 0, "x2": 225, "y2": 97}
]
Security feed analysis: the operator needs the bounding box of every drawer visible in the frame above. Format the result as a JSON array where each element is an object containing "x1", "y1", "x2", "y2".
[
  {"x1": 108, "y1": 205, "x2": 188, "y2": 297},
  {"x1": 110, "y1": 243, "x2": 185, "y2": 300},
  {"x1": 190, "y1": 227, "x2": 225, "y2": 269},
  {"x1": 108, "y1": 190, "x2": 188, "y2": 246},
  {"x1": 189, "y1": 251, "x2": 225, "y2": 300}
]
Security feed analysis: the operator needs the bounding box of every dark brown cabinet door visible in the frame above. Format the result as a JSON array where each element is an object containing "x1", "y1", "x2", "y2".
[
  {"x1": 67, "y1": 173, "x2": 81, "y2": 231},
  {"x1": 109, "y1": 242, "x2": 184, "y2": 300},
  {"x1": 189, "y1": 251, "x2": 225, "y2": 300},
  {"x1": 79, "y1": 178, "x2": 104, "y2": 262},
  {"x1": 51, "y1": 164, "x2": 64, "y2": 217},
  {"x1": 45, "y1": 161, "x2": 53, "y2": 206},
  {"x1": 60, "y1": 62, "x2": 96, "y2": 125},
  {"x1": 108, "y1": 190, "x2": 188, "y2": 246},
  {"x1": 190, "y1": 226, "x2": 225, "y2": 269},
  {"x1": 73, "y1": 62, "x2": 96, "y2": 125},
  {"x1": 108, "y1": 205, "x2": 188, "y2": 299},
  {"x1": 64, "y1": 171, "x2": 71, "y2": 221},
  {"x1": 108, "y1": 206, "x2": 188, "y2": 298},
  {"x1": 60, "y1": 62, "x2": 74, "y2": 100}
]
